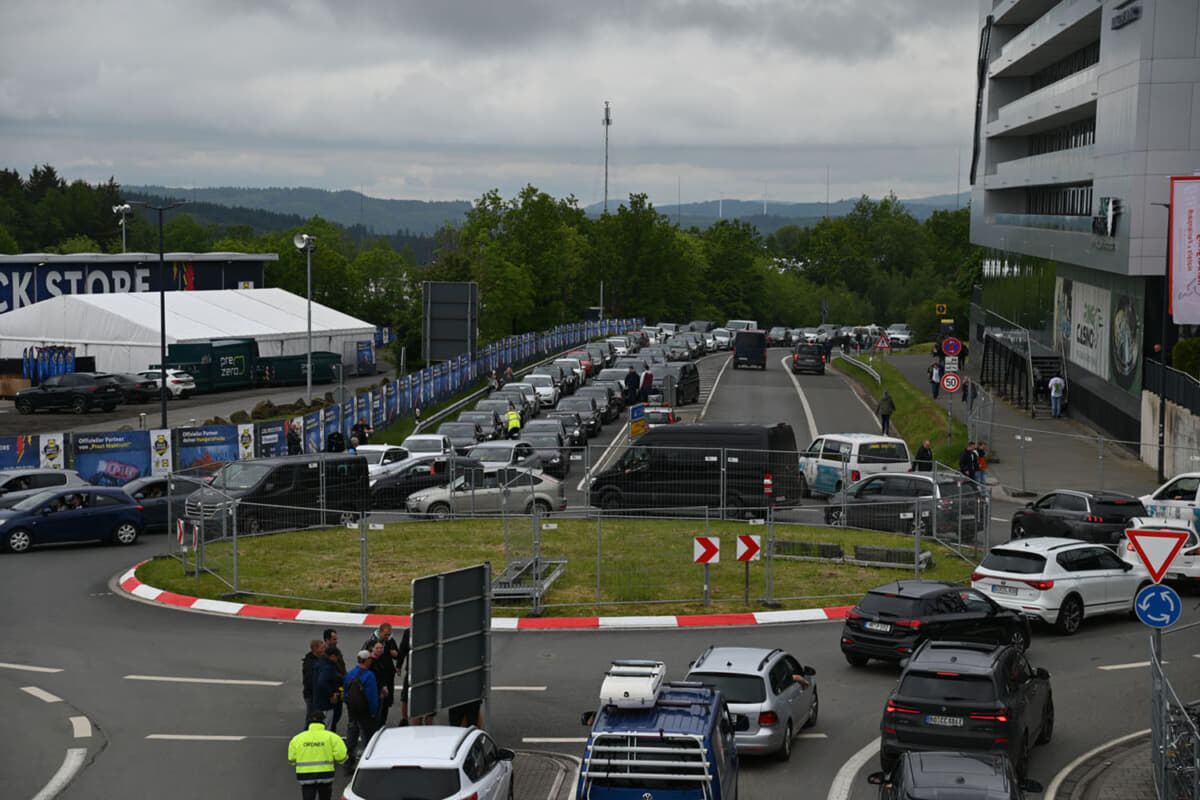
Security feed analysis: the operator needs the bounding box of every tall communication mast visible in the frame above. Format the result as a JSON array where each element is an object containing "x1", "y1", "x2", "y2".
[{"x1": 603, "y1": 101, "x2": 612, "y2": 214}]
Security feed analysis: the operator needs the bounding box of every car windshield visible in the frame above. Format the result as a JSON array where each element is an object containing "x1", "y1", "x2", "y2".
[
  {"x1": 558, "y1": 399, "x2": 591, "y2": 411},
  {"x1": 351, "y1": 766, "x2": 460, "y2": 797},
  {"x1": 687, "y1": 672, "x2": 766, "y2": 704},
  {"x1": 527, "y1": 375, "x2": 553, "y2": 387},
  {"x1": 857, "y1": 593, "x2": 922, "y2": 617},
  {"x1": 980, "y1": 550, "x2": 1047, "y2": 575},
  {"x1": 524, "y1": 434, "x2": 558, "y2": 448},
  {"x1": 470, "y1": 444, "x2": 512, "y2": 460},
  {"x1": 438, "y1": 424, "x2": 475, "y2": 437},
  {"x1": 899, "y1": 672, "x2": 996, "y2": 702},
  {"x1": 211, "y1": 462, "x2": 273, "y2": 490},
  {"x1": 405, "y1": 439, "x2": 443, "y2": 453},
  {"x1": 12, "y1": 489, "x2": 60, "y2": 512}
]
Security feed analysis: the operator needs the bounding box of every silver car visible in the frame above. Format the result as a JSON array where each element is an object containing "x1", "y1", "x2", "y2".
[
  {"x1": 686, "y1": 645, "x2": 818, "y2": 760},
  {"x1": 405, "y1": 468, "x2": 565, "y2": 519}
]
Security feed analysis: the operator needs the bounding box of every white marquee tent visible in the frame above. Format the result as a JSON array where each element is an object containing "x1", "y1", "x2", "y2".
[{"x1": 0, "y1": 288, "x2": 376, "y2": 373}]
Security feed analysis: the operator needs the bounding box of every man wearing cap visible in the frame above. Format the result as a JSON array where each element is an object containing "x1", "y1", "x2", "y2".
[
  {"x1": 287, "y1": 711, "x2": 347, "y2": 799},
  {"x1": 343, "y1": 649, "x2": 380, "y2": 768}
]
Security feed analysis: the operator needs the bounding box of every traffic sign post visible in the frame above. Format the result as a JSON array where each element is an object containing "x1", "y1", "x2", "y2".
[
  {"x1": 737, "y1": 534, "x2": 762, "y2": 603},
  {"x1": 874, "y1": 334, "x2": 891, "y2": 352},
  {"x1": 695, "y1": 536, "x2": 720, "y2": 607},
  {"x1": 941, "y1": 337, "x2": 962, "y2": 357},
  {"x1": 1126, "y1": 528, "x2": 1190, "y2": 583}
]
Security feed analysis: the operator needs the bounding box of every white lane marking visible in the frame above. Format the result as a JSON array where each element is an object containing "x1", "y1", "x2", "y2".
[
  {"x1": 826, "y1": 736, "x2": 880, "y2": 800},
  {"x1": 493, "y1": 685, "x2": 547, "y2": 691},
  {"x1": 0, "y1": 661, "x2": 63, "y2": 673},
  {"x1": 1044, "y1": 729, "x2": 1149, "y2": 800},
  {"x1": 1098, "y1": 661, "x2": 1153, "y2": 671},
  {"x1": 991, "y1": 516, "x2": 1008, "y2": 523},
  {"x1": 22, "y1": 686, "x2": 62, "y2": 703},
  {"x1": 797, "y1": 732, "x2": 828, "y2": 739},
  {"x1": 124, "y1": 675, "x2": 282, "y2": 686},
  {"x1": 782, "y1": 356, "x2": 819, "y2": 439},
  {"x1": 523, "y1": 737, "x2": 589, "y2": 744},
  {"x1": 698, "y1": 355, "x2": 733, "y2": 421},
  {"x1": 32, "y1": 747, "x2": 88, "y2": 800},
  {"x1": 69, "y1": 716, "x2": 92, "y2": 739},
  {"x1": 146, "y1": 734, "x2": 248, "y2": 741}
]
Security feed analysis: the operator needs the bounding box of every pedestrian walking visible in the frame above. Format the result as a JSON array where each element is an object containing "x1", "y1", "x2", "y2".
[
  {"x1": 958, "y1": 441, "x2": 978, "y2": 481},
  {"x1": 928, "y1": 360, "x2": 941, "y2": 399},
  {"x1": 913, "y1": 439, "x2": 934, "y2": 472},
  {"x1": 1048, "y1": 373, "x2": 1066, "y2": 418},
  {"x1": 975, "y1": 441, "x2": 989, "y2": 486},
  {"x1": 876, "y1": 390, "x2": 896, "y2": 436},
  {"x1": 503, "y1": 365, "x2": 515, "y2": 384},
  {"x1": 343, "y1": 650, "x2": 380, "y2": 767},
  {"x1": 302, "y1": 639, "x2": 324, "y2": 722},
  {"x1": 323, "y1": 629, "x2": 346, "y2": 733},
  {"x1": 287, "y1": 711, "x2": 347, "y2": 800}
]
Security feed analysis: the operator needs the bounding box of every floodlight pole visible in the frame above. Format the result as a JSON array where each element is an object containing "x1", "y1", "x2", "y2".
[
  {"x1": 113, "y1": 204, "x2": 132, "y2": 253},
  {"x1": 131, "y1": 200, "x2": 187, "y2": 428},
  {"x1": 295, "y1": 233, "x2": 316, "y2": 405},
  {"x1": 1153, "y1": 202, "x2": 1171, "y2": 483}
]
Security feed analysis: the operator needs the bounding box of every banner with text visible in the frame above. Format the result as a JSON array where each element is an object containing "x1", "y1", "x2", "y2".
[
  {"x1": 73, "y1": 431, "x2": 150, "y2": 486},
  {"x1": 1170, "y1": 176, "x2": 1200, "y2": 324}
]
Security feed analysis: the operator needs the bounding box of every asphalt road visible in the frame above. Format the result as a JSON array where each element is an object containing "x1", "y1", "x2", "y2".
[{"x1": 3, "y1": 345, "x2": 1089, "y2": 799}]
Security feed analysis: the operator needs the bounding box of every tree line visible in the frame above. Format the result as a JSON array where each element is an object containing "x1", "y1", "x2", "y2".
[{"x1": 0, "y1": 165, "x2": 982, "y2": 365}]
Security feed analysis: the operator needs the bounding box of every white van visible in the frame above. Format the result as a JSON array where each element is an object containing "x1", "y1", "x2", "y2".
[
  {"x1": 725, "y1": 319, "x2": 758, "y2": 331},
  {"x1": 1140, "y1": 473, "x2": 1200, "y2": 526},
  {"x1": 798, "y1": 433, "x2": 912, "y2": 497}
]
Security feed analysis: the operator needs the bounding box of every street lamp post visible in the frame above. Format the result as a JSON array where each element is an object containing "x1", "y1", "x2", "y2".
[
  {"x1": 293, "y1": 233, "x2": 316, "y2": 405},
  {"x1": 112, "y1": 204, "x2": 132, "y2": 253},
  {"x1": 1152, "y1": 202, "x2": 1171, "y2": 483},
  {"x1": 131, "y1": 200, "x2": 187, "y2": 428}
]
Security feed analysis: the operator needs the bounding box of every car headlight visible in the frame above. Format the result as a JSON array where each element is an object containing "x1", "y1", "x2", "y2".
[{"x1": 0, "y1": 519, "x2": 7, "y2": 527}]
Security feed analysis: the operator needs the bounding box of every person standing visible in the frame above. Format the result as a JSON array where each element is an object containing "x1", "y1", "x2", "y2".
[
  {"x1": 343, "y1": 650, "x2": 380, "y2": 768},
  {"x1": 312, "y1": 646, "x2": 342, "y2": 727},
  {"x1": 287, "y1": 711, "x2": 347, "y2": 800},
  {"x1": 913, "y1": 439, "x2": 934, "y2": 472},
  {"x1": 639, "y1": 367, "x2": 654, "y2": 403},
  {"x1": 505, "y1": 404, "x2": 521, "y2": 439},
  {"x1": 876, "y1": 390, "x2": 896, "y2": 436},
  {"x1": 928, "y1": 360, "x2": 941, "y2": 399},
  {"x1": 503, "y1": 365, "x2": 515, "y2": 384},
  {"x1": 958, "y1": 441, "x2": 978, "y2": 481},
  {"x1": 1048, "y1": 373, "x2": 1066, "y2": 418},
  {"x1": 302, "y1": 639, "x2": 324, "y2": 722},
  {"x1": 975, "y1": 441, "x2": 989, "y2": 486},
  {"x1": 323, "y1": 629, "x2": 346, "y2": 733},
  {"x1": 623, "y1": 366, "x2": 639, "y2": 405},
  {"x1": 287, "y1": 423, "x2": 302, "y2": 455},
  {"x1": 362, "y1": 623, "x2": 405, "y2": 727},
  {"x1": 351, "y1": 418, "x2": 372, "y2": 445}
]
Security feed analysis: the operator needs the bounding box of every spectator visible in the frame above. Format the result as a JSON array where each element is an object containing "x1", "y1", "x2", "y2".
[
  {"x1": 913, "y1": 439, "x2": 934, "y2": 472},
  {"x1": 287, "y1": 424, "x2": 302, "y2": 455},
  {"x1": 362, "y1": 622, "x2": 407, "y2": 727},
  {"x1": 958, "y1": 441, "x2": 978, "y2": 481},
  {"x1": 351, "y1": 418, "x2": 372, "y2": 446},
  {"x1": 928, "y1": 360, "x2": 941, "y2": 399},
  {"x1": 975, "y1": 441, "x2": 989, "y2": 486},
  {"x1": 1048, "y1": 373, "x2": 1066, "y2": 418},
  {"x1": 323, "y1": 629, "x2": 346, "y2": 733},
  {"x1": 639, "y1": 367, "x2": 654, "y2": 403},
  {"x1": 876, "y1": 391, "x2": 896, "y2": 436},
  {"x1": 343, "y1": 650, "x2": 380, "y2": 769},
  {"x1": 623, "y1": 366, "x2": 639, "y2": 405},
  {"x1": 302, "y1": 639, "x2": 325, "y2": 722},
  {"x1": 312, "y1": 645, "x2": 342, "y2": 727}
]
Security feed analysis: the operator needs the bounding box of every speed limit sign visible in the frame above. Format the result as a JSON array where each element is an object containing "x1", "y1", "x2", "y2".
[{"x1": 941, "y1": 373, "x2": 961, "y2": 393}]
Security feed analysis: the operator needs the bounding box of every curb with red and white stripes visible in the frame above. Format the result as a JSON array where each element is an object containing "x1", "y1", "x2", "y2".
[{"x1": 117, "y1": 563, "x2": 853, "y2": 630}]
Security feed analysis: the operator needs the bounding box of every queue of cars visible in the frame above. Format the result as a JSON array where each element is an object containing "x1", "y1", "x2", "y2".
[{"x1": 14, "y1": 368, "x2": 197, "y2": 414}]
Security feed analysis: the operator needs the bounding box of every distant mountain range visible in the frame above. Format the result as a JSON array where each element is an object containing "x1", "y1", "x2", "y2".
[{"x1": 125, "y1": 185, "x2": 969, "y2": 239}]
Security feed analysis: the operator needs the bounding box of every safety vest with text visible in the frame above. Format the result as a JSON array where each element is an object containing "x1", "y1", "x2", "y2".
[
  {"x1": 506, "y1": 409, "x2": 521, "y2": 432},
  {"x1": 287, "y1": 723, "x2": 347, "y2": 783}
]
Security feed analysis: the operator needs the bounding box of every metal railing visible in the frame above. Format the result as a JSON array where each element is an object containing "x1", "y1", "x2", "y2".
[{"x1": 1152, "y1": 628, "x2": 1200, "y2": 800}]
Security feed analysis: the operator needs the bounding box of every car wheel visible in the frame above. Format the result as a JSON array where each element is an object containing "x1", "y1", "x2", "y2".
[
  {"x1": 5, "y1": 528, "x2": 32, "y2": 553},
  {"x1": 112, "y1": 522, "x2": 139, "y2": 546},
  {"x1": 1055, "y1": 595, "x2": 1083, "y2": 635},
  {"x1": 1012, "y1": 520, "x2": 1027, "y2": 539},
  {"x1": 824, "y1": 507, "x2": 843, "y2": 526},
  {"x1": 71, "y1": 396, "x2": 88, "y2": 414},
  {"x1": 244, "y1": 515, "x2": 263, "y2": 535},
  {"x1": 803, "y1": 687, "x2": 818, "y2": 728},
  {"x1": 531, "y1": 499, "x2": 551, "y2": 516},
  {"x1": 1036, "y1": 696, "x2": 1054, "y2": 744},
  {"x1": 775, "y1": 721, "x2": 793, "y2": 761},
  {"x1": 1011, "y1": 625, "x2": 1031, "y2": 653},
  {"x1": 844, "y1": 652, "x2": 869, "y2": 667},
  {"x1": 429, "y1": 502, "x2": 452, "y2": 520},
  {"x1": 15, "y1": 399, "x2": 32, "y2": 414},
  {"x1": 598, "y1": 491, "x2": 621, "y2": 510}
]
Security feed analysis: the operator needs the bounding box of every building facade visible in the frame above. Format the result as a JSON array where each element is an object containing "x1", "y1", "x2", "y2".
[{"x1": 969, "y1": 0, "x2": 1200, "y2": 439}]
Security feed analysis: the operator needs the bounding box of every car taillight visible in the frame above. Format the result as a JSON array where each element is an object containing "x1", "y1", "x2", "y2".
[
  {"x1": 894, "y1": 619, "x2": 922, "y2": 630},
  {"x1": 758, "y1": 711, "x2": 779, "y2": 725},
  {"x1": 971, "y1": 571, "x2": 985, "y2": 581},
  {"x1": 970, "y1": 710, "x2": 1010, "y2": 723},
  {"x1": 1024, "y1": 579, "x2": 1054, "y2": 591},
  {"x1": 851, "y1": 470, "x2": 860, "y2": 482},
  {"x1": 846, "y1": 608, "x2": 862, "y2": 619},
  {"x1": 885, "y1": 701, "x2": 920, "y2": 715},
  {"x1": 1085, "y1": 514, "x2": 1104, "y2": 523},
  {"x1": 136, "y1": 505, "x2": 144, "y2": 512}
]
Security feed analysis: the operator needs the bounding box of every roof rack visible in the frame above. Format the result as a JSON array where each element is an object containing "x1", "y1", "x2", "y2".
[{"x1": 600, "y1": 660, "x2": 666, "y2": 709}]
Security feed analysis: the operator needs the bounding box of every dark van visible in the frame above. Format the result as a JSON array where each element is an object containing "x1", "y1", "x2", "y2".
[
  {"x1": 655, "y1": 361, "x2": 701, "y2": 405},
  {"x1": 732, "y1": 329, "x2": 767, "y2": 370},
  {"x1": 184, "y1": 453, "x2": 369, "y2": 534},
  {"x1": 588, "y1": 423, "x2": 801, "y2": 513}
]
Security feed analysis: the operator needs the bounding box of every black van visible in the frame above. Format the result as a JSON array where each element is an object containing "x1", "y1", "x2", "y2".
[
  {"x1": 588, "y1": 423, "x2": 801, "y2": 513},
  {"x1": 656, "y1": 361, "x2": 701, "y2": 405},
  {"x1": 184, "y1": 453, "x2": 369, "y2": 534},
  {"x1": 732, "y1": 330, "x2": 767, "y2": 369}
]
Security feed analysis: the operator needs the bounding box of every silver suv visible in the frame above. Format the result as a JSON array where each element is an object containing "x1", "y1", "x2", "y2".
[{"x1": 686, "y1": 646, "x2": 818, "y2": 760}]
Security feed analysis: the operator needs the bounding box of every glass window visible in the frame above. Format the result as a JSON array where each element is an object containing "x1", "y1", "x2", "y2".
[
  {"x1": 92, "y1": 493, "x2": 124, "y2": 507},
  {"x1": 899, "y1": 673, "x2": 996, "y2": 702},
  {"x1": 686, "y1": 672, "x2": 766, "y2": 703},
  {"x1": 1034, "y1": 493, "x2": 1057, "y2": 510},
  {"x1": 981, "y1": 550, "x2": 1047, "y2": 575},
  {"x1": 857, "y1": 478, "x2": 886, "y2": 496},
  {"x1": 859, "y1": 442, "x2": 908, "y2": 464},
  {"x1": 1155, "y1": 478, "x2": 1199, "y2": 502},
  {"x1": 352, "y1": 766, "x2": 460, "y2": 797},
  {"x1": 933, "y1": 591, "x2": 967, "y2": 614},
  {"x1": 1056, "y1": 494, "x2": 1088, "y2": 512},
  {"x1": 32, "y1": 473, "x2": 67, "y2": 488},
  {"x1": 961, "y1": 589, "x2": 996, "y2": 613}
]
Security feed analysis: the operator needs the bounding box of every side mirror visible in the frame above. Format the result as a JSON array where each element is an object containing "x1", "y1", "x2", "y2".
[
  {"x1": 1020, "y1": 778, "x2": 1044, "y2": 793},
  {"x1": 803, "y1": 665, "x2": 816, "y2": 677},
  {"x1": 1035, "y1": 667, "x2": 1050, "y2": 680},
  {"x1": 497, "y1": 747, "x2": 516, "y2": 762},
  {"x1": 580, "y1": 710, "x2": 596, "y2": 726},
  {"x1": 1121, "y1": 561, "x2": 1134, "y2": 571},
  {"x1": 867, "y1": 771, "x2": 888, "y2": 786}
]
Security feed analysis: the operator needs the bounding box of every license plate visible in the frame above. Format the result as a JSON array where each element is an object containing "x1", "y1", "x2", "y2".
[
  {"x1": 925, "y1": 714, "x2": 963, "y2": 727},
  {"x1": 864, "y1": 621, "x2": 892, "y2": 633},
  {"x1": 992, "y1": 584, "x2": 1018, "y2": 596},
  {"x1": 569, "y1": 454, "x2": 582, "y2": 461}
]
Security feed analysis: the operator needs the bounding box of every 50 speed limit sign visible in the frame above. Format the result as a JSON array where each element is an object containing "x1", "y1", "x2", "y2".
[{"x1": 941, "y1": 373, "x2": 961, "y2": 393}]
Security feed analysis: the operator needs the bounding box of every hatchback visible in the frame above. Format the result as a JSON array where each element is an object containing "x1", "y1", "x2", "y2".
[
  {"x1": 826, "y1": 473, "x2": 986, "y2": 538},
  {"x1": 0, "y1": 468, "x2": 91, "y2": 508},
  {"x1": 791, "y1": 343, "x2": 826, "y2": 375},
  {"x1": 370, "y1": 457, "x2": 484, "y2": 510},
  {"x1": 436, "y1": 422, "x2": 485, "y2": 456},
  {"x1": 1, "y1": 487, "x2": 144, "y2": 552},
  {"x1": 879, "y1": 640, "x2": 1053, "y2": 778},
  {"x1": 1010, "y1": 489, "x2": 1145, "y2": 545},
  {"x1": 970, "y1": 537, "x2": 1151, "y2": 634},
  {"x1": 356, "y1": 444, "x2": 413, "y2": 483},
  {"x1": 868, "y1": 751, "x2": 1044, "y2": 799},
  {"x1": 458, "y1": 409, "x2": 505, "y2": 441},
  {"x1": 344, "y1": 725, "x2": 514, "y2": 800},
  {"x1": 123, "y1": 475, "x2": 192, "y2": 533},
  {"x1": 841, "y1": 580, "x2": 1031, "y2": 667},
  {"x1": 686, "y1": 645, "x2": 817, "y2": 760}
]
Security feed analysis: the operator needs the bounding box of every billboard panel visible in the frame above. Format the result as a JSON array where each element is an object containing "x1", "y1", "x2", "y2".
[
  {"x1": 422, "y1": 281, "x2": 478, "y2": 363},
  {"x1": 1170, "y1": 176, "x2": 1200, "y2": 324}
]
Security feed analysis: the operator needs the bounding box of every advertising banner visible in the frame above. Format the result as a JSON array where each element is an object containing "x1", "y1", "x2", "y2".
[
  {"x1": 356, "y1": 341, "x2": 375, "y2": 375},
  {"x1": 304, "y1": 410, "x2": 323, "y2": 454},
  {"x1": 0, "y1": 436, "x2": 40, "y2": 469},
  {"x1": 237, "y1": 423, "x2": 256, "y2": 460},
  {"x1": 73, "y1": 431, "x2": 149, "y2": 486},
  {"x1": 355, "y1": 394, "x2": 370, "y2": 432},
  {"x1": 384, "y1": 380, "x2": 398, "y2": 421},
  {"x1": 1054, "y1": 277, "x2": 1111, "y2": 379},
  {"x1": 40, "y1": 432, "x2": 66, "y2": 469},
  {"x1": 177, "y1": 425, "x2": 240, "y2": 471},
  {"x1": 341, "y1": 400, "x2": 355, "y2": 438},
  {"x1": 323, "y1": 405, "x2": 341, "y2": 448},
  {"x1": 257, "y1": 420, "x2": 287, "y2": 458},
  {"x1": 371, "y1": 388, "x2": 384, "y2": 429},
  {"x1": 150, "y1": 429, "x2": 173, "y2": 476},
  {"x1": 1170, "y1": 176, "x2": 1200, "y2": 324}
]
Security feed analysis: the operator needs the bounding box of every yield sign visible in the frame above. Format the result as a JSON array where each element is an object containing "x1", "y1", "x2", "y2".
[
  {"x1": 737, "y1": 534, "x2": 762, "y2": 562},
  {"x1": 874, "y1": 334, "x2": 891, "y2": 350},
  {"x1": 1126, "y1": 529, "x2": 1191, "y2": 583},
  {"x1": 694, "y1": 536, "x2": 720, "y2": 564}
]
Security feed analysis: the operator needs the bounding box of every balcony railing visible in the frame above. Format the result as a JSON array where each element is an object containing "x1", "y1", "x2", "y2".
[{"x1": 992, "y1": 213, "x2": 1094, "y2": 233}]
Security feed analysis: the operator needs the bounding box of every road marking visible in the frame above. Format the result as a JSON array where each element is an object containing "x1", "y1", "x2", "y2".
[
  {"x1": 826, "y1": 736, "x2": 880, "y2": 800},
  {"x1": 698, "y1": 355, "x2": 733, "y2": 421},
  {"x1": 782, "y1": 356, "x2": 819, "y2": 439},
  {"x1": 124, "y1": 675, "x2": 282, "y2": 686},
  {"x1": 523, "y1": 737, "x2": 589, "y2": 744},
  {"x1": 69, "y1": 716, "x2": 92, "y2": 738},
  {"x1": 991, "y1": 516, "x2": 1008, "y2": 522},
  {"x1": 493, "y1": 685, "x2": 547, "y2": 691},
  {"x1": 0, "y1": 661, "x2": 63, "y2": 673},
  {"x1": 22, "y1": 686, "x2": 62, "y2": 703},
  {"x1": 32, "y1": 747, "x2": 87, "y2": 800},
  {"x1": 146, "y1": 734, "x2": 248, "y2": 741},
  {"x1": 1098, "y1": 661, "x2": 1152, "y2": 671},
  {"x1": 1044, "y1": 729, "x2": 1148, "y2": 800},
  {"x1": 797, "y1": 732, "x2": 828, "y2": 739}
]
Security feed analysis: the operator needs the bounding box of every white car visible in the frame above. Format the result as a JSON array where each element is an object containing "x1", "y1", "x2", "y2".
[
  {"x1": 1139, "y1": 472, "x2": 1200, "y2": 527},
  {"x1": 136, "y1": 368, "x2": 196, "y2": 398},
  {"x1": 344, "y1": 725, "x2": 514, "y2": 800},
  {"x1": 400, "y1": 434, "x2": 453, "y2": 457},
  {"x1": 355, "y1": 444, "x2": 412, "y2": 484},
  {"x1": 885, "y1": 324, "x2": 912, "y2": 347},
  {"x1": 606, "y1": 336, "x2": 631, "y2": 357},
  {"x1": 1117, "y1": 517, "x2": 1200, "y2": 587},
  {"x1": 524, "y1": 373, "x2": 560, "y2": 408},
  {"x1": 970, "y1": 537, "x2": 1151, "y2": 635}
]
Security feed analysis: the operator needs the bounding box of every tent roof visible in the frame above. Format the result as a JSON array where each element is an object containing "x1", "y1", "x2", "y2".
[{"x1": 0, "y1": 288, "x2": 373, "y2": 344}]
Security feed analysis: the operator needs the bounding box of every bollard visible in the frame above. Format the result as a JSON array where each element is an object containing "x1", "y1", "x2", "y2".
[
  {"x1": 139, "y1": 412, "x2": 147, "y2": 430},
  {"x1": 1097, "y1": 435, "x2": 1105, "y2": 490}
]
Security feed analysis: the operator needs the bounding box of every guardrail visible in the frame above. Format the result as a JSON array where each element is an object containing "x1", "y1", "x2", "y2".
[{"x1": 834, "y1": 350, "x2": 881, "y2": 383}]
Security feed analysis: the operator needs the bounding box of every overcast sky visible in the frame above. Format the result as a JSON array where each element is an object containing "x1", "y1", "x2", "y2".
[{"x1": 1, "y1": 1, "x2": 982, "y2": 208}]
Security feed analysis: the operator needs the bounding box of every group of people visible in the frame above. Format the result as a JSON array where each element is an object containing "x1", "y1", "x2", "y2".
[
  {"x1": 909, "y1": 437, "x2": 988, "y2": 486},
  {"x1": 623, "y1": 365, "x2": 655, "y2": 404}
]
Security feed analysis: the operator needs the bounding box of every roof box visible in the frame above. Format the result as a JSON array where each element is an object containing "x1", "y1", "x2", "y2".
[{"x1": 600, "y1": 660, "x2": 665, "y2": 709}]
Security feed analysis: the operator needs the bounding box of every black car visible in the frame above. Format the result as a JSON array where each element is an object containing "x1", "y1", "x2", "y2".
[
  {"x1": 123, "y1": 475, "x2": 192, "y2": 533},
  {"x1": 879, "y1": 641, "x2": 1053, "y2": 778},
  {"x1": 827, "y1": 473, "x2": 987, "y2": 538},
  {"x1": 370, "y1": 456, "x2": 484, "y2": 509},
  {"x1": 14, "y1": 372, "x2": 125, "y2": 414},
  {"x1": 576, "y1": 386, "x2": 619, "y2": 424},
  {"x1": 868, "y1": 751, "x2": 1044, "y2": 799},
  {"x1": 1010, "y1": 490, "x2": 1145, "y2": 546},
  {"x1": 458, "y1": 410, "x2": 505, "y2": 441},
  {"x1": 100, "y1": 372, "x2": 158, "y2": 403},
  {"x1": 521, "y1": 431, "x2": 569, "y2": 479},
  {"x1": 841, "y1": 580, "x2": 1031, "y2": 667},
  {"x1": 791, "y1": 343, "x2": 826, "y2": 375},
  {"x1": 436, "y1": 421, "x2": 485, "y2": 455},
  {"x1": 545, "y1": 411, "x2": 587, "y2": 447},
  {"x1": 555, "y1": 396, "x2": 602, "y2": 437}
]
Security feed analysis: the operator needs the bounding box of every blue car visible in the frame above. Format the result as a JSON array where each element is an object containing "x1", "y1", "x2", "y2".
[{"x1": 0, "y1": 488, "x2": 144, "y2": 553}]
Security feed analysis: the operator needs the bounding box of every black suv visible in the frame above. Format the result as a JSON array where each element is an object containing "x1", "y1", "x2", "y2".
[
  {"x1": 1010, "y1": 489, "x2": 1145, "y2": 546},
  {"x1": 842, "y1": 581, "x2": 1031, "y2": 667},
  {"x1": 880, "y1": 641, "x2": 1053, "y2": 778},
  {"x1": 868, "y1": 751, "x2": 1044, "y2": 799},
  {"x1": 791, "y1": 343, "x2": 825, "y2": 374},
  {"x1": 15, "y1": 372, "x2": 125, "y2": 414}
]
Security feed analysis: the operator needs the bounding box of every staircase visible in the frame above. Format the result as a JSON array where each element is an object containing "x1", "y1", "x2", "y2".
[{"x1": 1028, "y1": 354, "x2": 1066, "y2": 419}]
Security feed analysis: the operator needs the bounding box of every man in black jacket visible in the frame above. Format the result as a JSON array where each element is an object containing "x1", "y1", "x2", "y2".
[
  {"x1": 913, "y1": 440, "x2": 934, "y2": 472},
  {"x1": 362, "y1": 623, "x2": 409, "y2": 726},
  {"x1": 958, "y1": 442, "x2": 978, "y2": 481},
  {"x1": 302, "y1": 639, "x2": 325, "y2": 723},
  {"x1": 623, "y1": 367, "x2": 639, "y2": 405}
]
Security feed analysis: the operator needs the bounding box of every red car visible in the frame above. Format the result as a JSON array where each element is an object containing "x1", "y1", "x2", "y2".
[{"x1": 567, "y1": 350, "x2": 595, "y2": 377}]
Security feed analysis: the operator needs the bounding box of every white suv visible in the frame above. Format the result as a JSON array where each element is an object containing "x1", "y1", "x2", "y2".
[
  {"x1": 344, "y1": 726, "x2": 514, "y2": 800},
  {"x1": 971, "y1": 537, "x2": 1151, "y2": 635},
  {"x1": 884, "y1": 324, "x2": 912, "y2": 347}
]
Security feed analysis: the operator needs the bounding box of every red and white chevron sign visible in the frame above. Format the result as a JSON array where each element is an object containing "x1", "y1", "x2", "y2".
[
  {"x1": 737, "y1": 535, "x2": 761, "y2": 562},
  {"x1": 694, "y1": 536, "x2": 720, "y2": 564}
]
